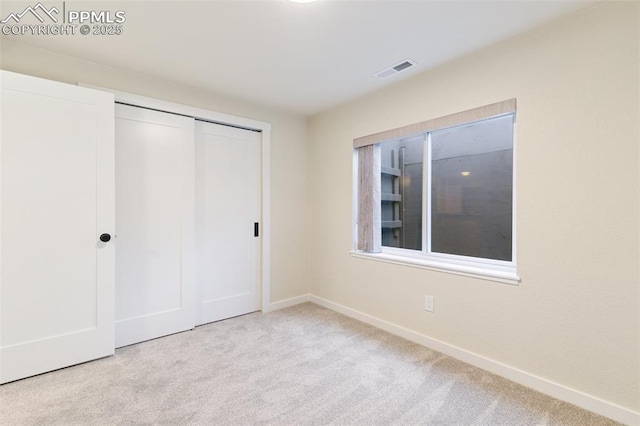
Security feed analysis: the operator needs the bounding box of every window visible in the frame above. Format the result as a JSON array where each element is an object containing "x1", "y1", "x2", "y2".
[
  {"x1": 380, "y1": 135, "x2": 424, "y2": 251},
  {"x1": 354, "y1": 100, "x2": 518, "y2": 283}
]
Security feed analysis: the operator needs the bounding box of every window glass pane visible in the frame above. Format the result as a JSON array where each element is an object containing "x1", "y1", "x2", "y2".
[
  {"x1": 430, "y1": 115, "x2": 513, "y2": 261},
  {"x1": 380, "y1": 136, "x2": 423, "y2": 250}
]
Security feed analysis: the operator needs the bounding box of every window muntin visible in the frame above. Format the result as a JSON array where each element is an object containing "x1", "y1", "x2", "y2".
[{"x1": 377, "y1": 114, "x2": 515, "y2": 267}]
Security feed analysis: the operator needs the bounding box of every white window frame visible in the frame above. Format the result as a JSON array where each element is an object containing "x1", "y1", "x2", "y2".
[{"x1": 351, "y1": 113, "x2": 519, "y2": 285}]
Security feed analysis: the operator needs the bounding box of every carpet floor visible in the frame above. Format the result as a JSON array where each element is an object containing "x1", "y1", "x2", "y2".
[{"x1": 0, "y1": 302, "x2": 619, "y2": 425}]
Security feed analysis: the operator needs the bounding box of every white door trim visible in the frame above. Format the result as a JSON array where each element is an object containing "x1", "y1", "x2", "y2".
[{"x1": 79, "y1": 84, "x2": 272, "y2": 315}]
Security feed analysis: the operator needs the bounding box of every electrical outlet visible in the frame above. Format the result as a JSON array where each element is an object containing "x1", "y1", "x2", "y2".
[{"x1": 424, "y1": 295, "x2": 434, "y2": 312}]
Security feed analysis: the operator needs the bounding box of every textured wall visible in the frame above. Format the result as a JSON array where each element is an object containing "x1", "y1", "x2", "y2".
[
  {"x1": 0, "y1": 39, "x2": 310, "y2": 304},
  {"x1": 309, "y1": 2, "x2": 639, "y2": 411}
]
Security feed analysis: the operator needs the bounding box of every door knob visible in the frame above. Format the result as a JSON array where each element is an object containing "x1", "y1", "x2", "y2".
[{"x1": 99, "y1": 233, "x2": 111, "y2": 242}]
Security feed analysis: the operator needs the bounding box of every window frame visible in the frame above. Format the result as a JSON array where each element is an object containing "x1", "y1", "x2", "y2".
[{"x1": 351, "y1": 112, "x2": 519, "y2": 285}]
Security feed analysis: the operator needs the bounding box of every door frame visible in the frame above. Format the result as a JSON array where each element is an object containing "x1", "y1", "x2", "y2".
[{"x1": 81, "y1": 84, "x2": 272, "y2": 315}]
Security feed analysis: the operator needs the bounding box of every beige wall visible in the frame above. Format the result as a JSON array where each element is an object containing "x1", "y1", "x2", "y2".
[
  {"x1": 309, "y1": 1, "x2": 639, "y2": 412},
  {"x1": 0, "y1": 38, "x2": 310, "y2": 304}
]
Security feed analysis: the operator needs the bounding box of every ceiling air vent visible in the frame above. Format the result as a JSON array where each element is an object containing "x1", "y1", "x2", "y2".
[{"x1": 375, "y1": 59, "x2": 417, "y2": 80}]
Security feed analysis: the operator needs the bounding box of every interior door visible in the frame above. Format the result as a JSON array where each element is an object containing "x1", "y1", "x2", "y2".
[
  {"x1": 0, "y1": 71, "x2": 115, "y2": 384},
  {"x1": 114, "y1": 104, "x2": 195, "y2": 348},
  {"x1": 195, "y1": 121, "x2": 261, "y2": 325}
]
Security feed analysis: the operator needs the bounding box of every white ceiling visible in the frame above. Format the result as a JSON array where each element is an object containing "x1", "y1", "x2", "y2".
[{"x1": 1, "y1": 0, "x2": 596, "y2": 115}]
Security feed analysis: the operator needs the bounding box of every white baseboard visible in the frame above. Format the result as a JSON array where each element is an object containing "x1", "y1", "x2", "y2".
[
  {"x1": 308, "y1": 294, "x2": 639, "y2": 426},
  {"x1": 267, "y1": 294, "x2": 310, "y2": 312}
]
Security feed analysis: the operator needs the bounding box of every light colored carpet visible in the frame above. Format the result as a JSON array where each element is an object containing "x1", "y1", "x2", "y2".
[{"x1": 0, "y1": 302, "x2": 619, "y2": 425}]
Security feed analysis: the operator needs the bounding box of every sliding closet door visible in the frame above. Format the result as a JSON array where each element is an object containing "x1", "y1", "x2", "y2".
[
  {"x1": 1, "y1": 71, "x2": 115, "y2": 383},
  {"x1": 114, "y1": 104, "x2": 195, "y2": 347},
  {"x1": 195, "y1": 121, "x2": 261, "y2": 325}
]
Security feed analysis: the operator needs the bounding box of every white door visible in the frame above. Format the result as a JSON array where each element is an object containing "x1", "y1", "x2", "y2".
[
  {"x1": 0, "y1": 71, "x2": 115, "y2": 384},
  {"x1": 114, "y1": 104, "x2": 195, "y2": 348},
  {"x1": 195, "y1": 121, "x2": 261, "y2": 325}
]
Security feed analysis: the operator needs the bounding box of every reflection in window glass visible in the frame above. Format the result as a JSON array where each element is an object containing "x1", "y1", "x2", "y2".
[
  {"x1": 380, "y1": 136, "x2": 423, "y2": 250},
  {"x1": 430, "y1": 115, "x2": 513, "y2": 261}
]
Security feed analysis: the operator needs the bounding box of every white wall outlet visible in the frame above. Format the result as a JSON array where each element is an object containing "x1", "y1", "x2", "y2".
[{"x1": 424, "y1": 295, "x2": 434, "y2": 312}]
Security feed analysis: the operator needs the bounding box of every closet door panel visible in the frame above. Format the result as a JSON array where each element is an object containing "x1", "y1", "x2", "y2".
[
  {"x1": 115, "y1": 104, "x2": 195, "y2": 347},
  {"x1": 195, "y1": 121, "x2": 261, "y2": 325},
  {"x1": 0, "y1": 71, "x2": 115, "y2": 383}
]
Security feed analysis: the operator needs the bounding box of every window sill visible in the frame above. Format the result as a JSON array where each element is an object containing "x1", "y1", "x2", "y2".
[{"x1": 349, "y1": 250, "x2": 521, "y2": 285}]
